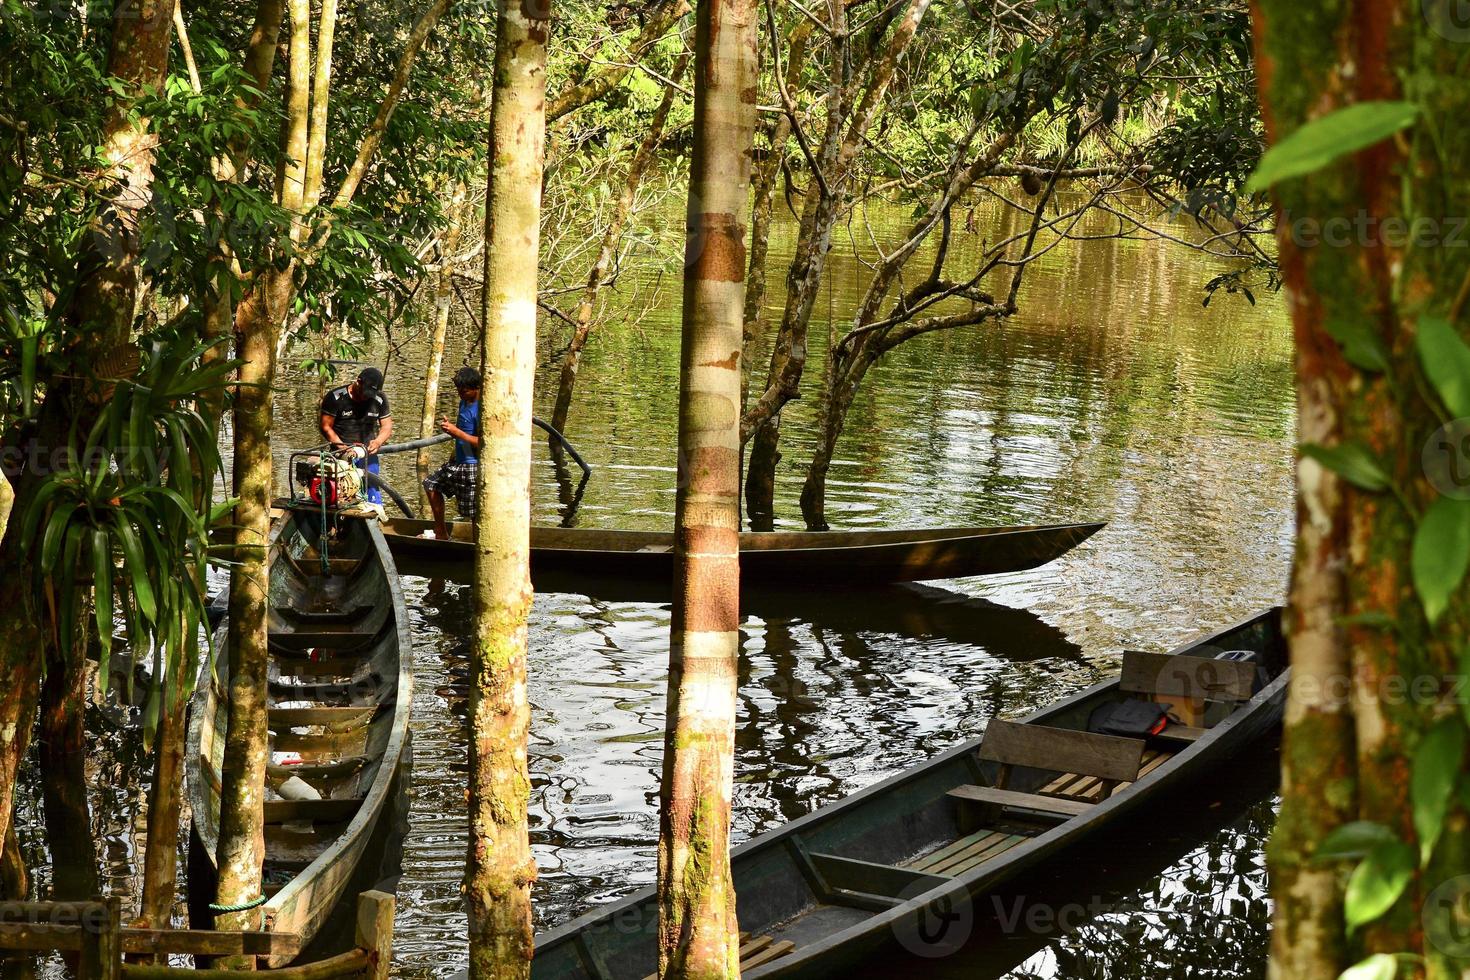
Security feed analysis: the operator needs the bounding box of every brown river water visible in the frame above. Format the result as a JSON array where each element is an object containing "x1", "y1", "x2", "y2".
[{"x1": 10, "y1": 191, "x2": 1292, "y2": 977}]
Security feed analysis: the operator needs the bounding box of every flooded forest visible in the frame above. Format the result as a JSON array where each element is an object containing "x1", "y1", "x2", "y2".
[{"x1": 3, "y1": 0, "x2": 1470, "y2": 979}]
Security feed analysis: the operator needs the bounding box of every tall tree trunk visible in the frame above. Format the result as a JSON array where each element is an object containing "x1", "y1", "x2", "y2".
[
  {"x1": 657, "y1": 0, "x2": 756, "y2": 974},
  {"x1": 38, "y1": 633, "x2": 98, "y2": 901},
  {"x1": 465, "y1": 1, "x2": 548, "y2": 976},
  {"x1": 137, "y1": 617, "x2": 198, "y2": 932},
  {"x1": 418, "y1": 182, "x2": 468, "y2": 508},
  {"x1": 213, "y1": 273, "x2": 288, "y2": 949},
  {"x1": 549, "y1": 48, "x2": 691, "y2": 436},
  {"x1": 1251, "y1": 1, "x2": 1470, "y2": 976}
]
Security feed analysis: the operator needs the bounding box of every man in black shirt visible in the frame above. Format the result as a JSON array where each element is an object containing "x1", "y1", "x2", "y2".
[{"x1": 320, "y1": 367, "x2": 394, "y2": 504}]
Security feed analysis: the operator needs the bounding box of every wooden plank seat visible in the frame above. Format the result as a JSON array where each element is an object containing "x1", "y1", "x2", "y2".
[
  {"x1": 269, "y1": 630, "x2": 379, "y2": 653},
  {"x1": 267, "y1": 755, "x2": 368, "y2": 780},
  {"x1": 1036, "y1": 748, "x2": 1174, "y2": 803},
  {"x1": 273, "y1": 656, "x2": 367, "y2": 679},
  {"x1": 276, "y1": 604, "x2": 373, "y2": 625},
  {"x1": 640, "y1": 934, "x2": 793, "y2": 980},
  {"x1": 268, "y1": 706, "x2": 376, "y2": 732},
  {"x1": 905, "y1": 829, "x2": 1029, "y2": 877},
  {"x1": 948, "y1": 720, "x2": 1145, "y2": 824},
  {"x1": 1121, "y1": 649, "x2": 1256, "y2": 727},
  {"x1": 262, "y1": 797, "x2": 362, "y2": 825},
  {"x1": 268, "y1": 676, "x2": 379, "y2": 704}
]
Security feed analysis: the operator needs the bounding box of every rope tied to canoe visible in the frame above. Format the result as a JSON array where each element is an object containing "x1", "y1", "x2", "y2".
[{"x1": 208, "y1": 894, "x2": 269, "y2": 913}]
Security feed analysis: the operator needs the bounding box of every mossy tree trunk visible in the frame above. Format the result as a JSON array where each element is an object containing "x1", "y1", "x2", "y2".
[
  {"x1": 1251, "y1": 2, "x2": 1470, "y2": 976},
  {"x1": 465, "y1": 1, "x2": 548, "y2": 976},
  {"x1": 213, "y1": 276, "x2": 288, "y2": 945},
  {"x1": 656, "y1": 0, "x2": 756, "y2": 975}
]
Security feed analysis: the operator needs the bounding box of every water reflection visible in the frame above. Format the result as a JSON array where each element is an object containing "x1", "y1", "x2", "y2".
[{"x1": 9, "y1": 189, "x2": 1292, "y2": 979}]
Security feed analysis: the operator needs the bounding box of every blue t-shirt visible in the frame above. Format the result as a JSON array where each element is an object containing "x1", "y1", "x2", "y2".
[{"x1": 454, "y1": 399, "x2": 479, "y2": 464}]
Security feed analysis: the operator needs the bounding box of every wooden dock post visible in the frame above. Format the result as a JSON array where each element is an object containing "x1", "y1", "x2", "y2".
[
  {"x1": 354, "y1": 890, "x2": 394, "y2": 980},
  {"x1": 77, "y1": 896, "x2": 121, "y2": 979}
]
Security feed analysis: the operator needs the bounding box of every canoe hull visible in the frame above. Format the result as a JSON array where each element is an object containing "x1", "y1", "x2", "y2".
[
  {"x1": 531, "y1": 608, "x2": 1286, "y2": 980},
  {"x1": 381, "y1": 520, "x2": 1105, "y2": 587},
  {"x1": 185, "y1": 511, "x2": 413, "y2": 966}
]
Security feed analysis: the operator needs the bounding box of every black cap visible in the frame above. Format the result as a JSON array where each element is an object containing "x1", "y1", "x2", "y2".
[{"x1": 357, "y1": 367, "x2": 384, "y2": 396}]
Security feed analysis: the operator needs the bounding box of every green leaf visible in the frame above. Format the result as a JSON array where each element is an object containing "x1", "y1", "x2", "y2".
[
  {"x1": 1416, "y1": 315, "x2": 1470, "y2": 419},
  {"x1": 1327, "y1": 320, "x2": 1390, "y2": 374},
  {"x1": 1247, "y1": 101, "x2": 1420, "y2": 193},
  {"x1": 1300, "y1": 442, "x2": 1392, "y2": 492},
  {"x1": 1411, "y1": 718, "x2": 1467, "y2": 865},
  {"x1": 112, "y1": 515, "x2": 157, "y2": 623},
  {"x1": 1339, "y1": 954, "x2": 1397, "y2": 980},
  {"x1": 1317, "y1": 821, "x2": 1399, "y2": 861},
  {"x1": 1345, "y1": 840, "x2": 1415, "y2": 931},
  {"x1": 92, "y1": 529, "x2": 114, "y2": 687},
  {"x1": 1413, "y1": 497, "x2": 1470, "y2": 624}
]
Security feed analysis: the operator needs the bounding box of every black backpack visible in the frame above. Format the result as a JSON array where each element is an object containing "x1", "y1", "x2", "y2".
[{"x1": 1088, "y1": 698, "x2": 1174, "y2": 737}]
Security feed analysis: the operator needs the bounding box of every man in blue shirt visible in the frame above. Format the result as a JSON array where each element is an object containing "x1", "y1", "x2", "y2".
[{"x1": 422, "y1": 366, "x2": 481, "y2": 539}]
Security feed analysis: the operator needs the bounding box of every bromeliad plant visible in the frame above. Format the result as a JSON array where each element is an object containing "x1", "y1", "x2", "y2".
[{"x1": 17, "y1": 334, "x2": 237, "y2": 741}]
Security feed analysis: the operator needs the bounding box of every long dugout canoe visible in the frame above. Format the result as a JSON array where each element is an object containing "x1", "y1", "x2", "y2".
[
  {"x1": 531, "y1": 608, "x2": 1288, "y2": 980},
  {"x1": 186, "y1": 509, "x2": 413, "y2": 967},
  {"x1": 380, "y1": 519, "x2": 1105, "y2": 587}
]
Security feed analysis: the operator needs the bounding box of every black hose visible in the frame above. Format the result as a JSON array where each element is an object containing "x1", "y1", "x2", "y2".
[
  {"x1": 375, "y1": 433, "x2": 453, "y2": 454},
  {"x1": 363, "y1": 471, "x2": 417, "y2": 519},
  {"x1": 377, "y1": 418, "x2": 593, "y2": 478},
  {"x1": 533, "y1": 417, "x2": 592, "y2": 477}
]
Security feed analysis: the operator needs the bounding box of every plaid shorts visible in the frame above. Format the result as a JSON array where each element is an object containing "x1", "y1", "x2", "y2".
[{"x1": 423, "y1": 460, "x2": 478, "y2": 517}]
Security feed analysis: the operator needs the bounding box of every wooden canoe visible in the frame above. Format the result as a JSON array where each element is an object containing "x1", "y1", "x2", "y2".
[
  {"x1": 531, "y1": 608, "x2": 1288, "y2": 980},
  {"x1": 380, "y1": 519, "x2": 1105, "y2": 587},
  {"x1": 186, "y1": 509, "x2": 413, "y2": 967}
]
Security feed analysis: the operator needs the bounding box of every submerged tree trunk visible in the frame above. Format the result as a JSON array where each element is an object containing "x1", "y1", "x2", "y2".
[
  {"x1": 137, "y1": 618, "x2": 199, "y2": 932},
  {"x1": 656, "y1": 0, "x2": 756, "y2": 975},
  {"x1": 465, "y1": 1, "x2": 548, "y2": 976},
  {"x1": 1251, "y1": 2, "x2": 1470, "y2": 976},
  {"x1": 418, "y1": 182, "x2": 468, "y2": 507},
  {"x1": 38, "y1": 635, "x2": 98, "y2": 901},
  {"x1": 549, "y1": 48, "x2": 690, "y2": 436},
  {"x1": 213, "y1": 275, "x2": 287, "y2": 947}
]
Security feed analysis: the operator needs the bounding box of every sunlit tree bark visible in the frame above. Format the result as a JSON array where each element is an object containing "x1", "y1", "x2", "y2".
[
  {"x1": 1251, "y1": 1, "x2": 1470, "y2": 976},
  {"x1": 656, "y1": 0, "x2": 757, "y2": 974},
  {"x1": 465, "y1": 1, "x2": 549, "y2": 975}
]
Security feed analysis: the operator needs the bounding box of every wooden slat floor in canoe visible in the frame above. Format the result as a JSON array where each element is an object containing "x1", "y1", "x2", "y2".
[
  {"x1": 639, "y1": 934, "x2": 794, "y2": 980},
  {"x1": 904, "y1": 748, "x2": 1177, "y2": 878}
]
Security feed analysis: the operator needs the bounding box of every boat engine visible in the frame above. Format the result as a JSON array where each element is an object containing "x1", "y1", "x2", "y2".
[{"x1": 293, "y1": 450, "x2": 364, "y2": 508}]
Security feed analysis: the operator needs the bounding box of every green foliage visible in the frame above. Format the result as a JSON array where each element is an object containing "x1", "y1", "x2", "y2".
[
  {"x1": 1410, "y1": 719, "x2": 1466, "y2": 866},
  {"x1": 1343, "y1": 838, "x2": 1415, "y2": 932},
  {"x1": 1411, "y1": 497, "x2": 1470, "y2": 625},
  {"x1": 1246, "y1": 101, "x2": 1420, "y2": 193},
  {"x1": 1339, "y1": 954, "x2": 1398, "y2": 980},
  {"x1": 1299, "y1": 442, "x2": 1391, "y2": 492},
  {"x1": 18, "y1": 336, "x2": 236, "y2": 740},
  {"x1": 1416, "y1": 315, "x2": 1470, "y2": 419}
]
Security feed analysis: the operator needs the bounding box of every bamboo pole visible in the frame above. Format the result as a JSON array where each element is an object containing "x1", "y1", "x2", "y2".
[
  {"x1": 656, "y1": 0, "x2": 757, "y2": 975},
  {"x1": 464, "y1": 0, "x2": 549, "y2": 976}
]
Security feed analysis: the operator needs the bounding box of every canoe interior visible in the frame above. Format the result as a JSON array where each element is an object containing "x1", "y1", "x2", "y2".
[
  {"x1": 531, "y1": 609, "x2": 1287, "y2": 980},
  {"x1": 186, "y1": 510, "x2": 412, "y2": 966}
]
